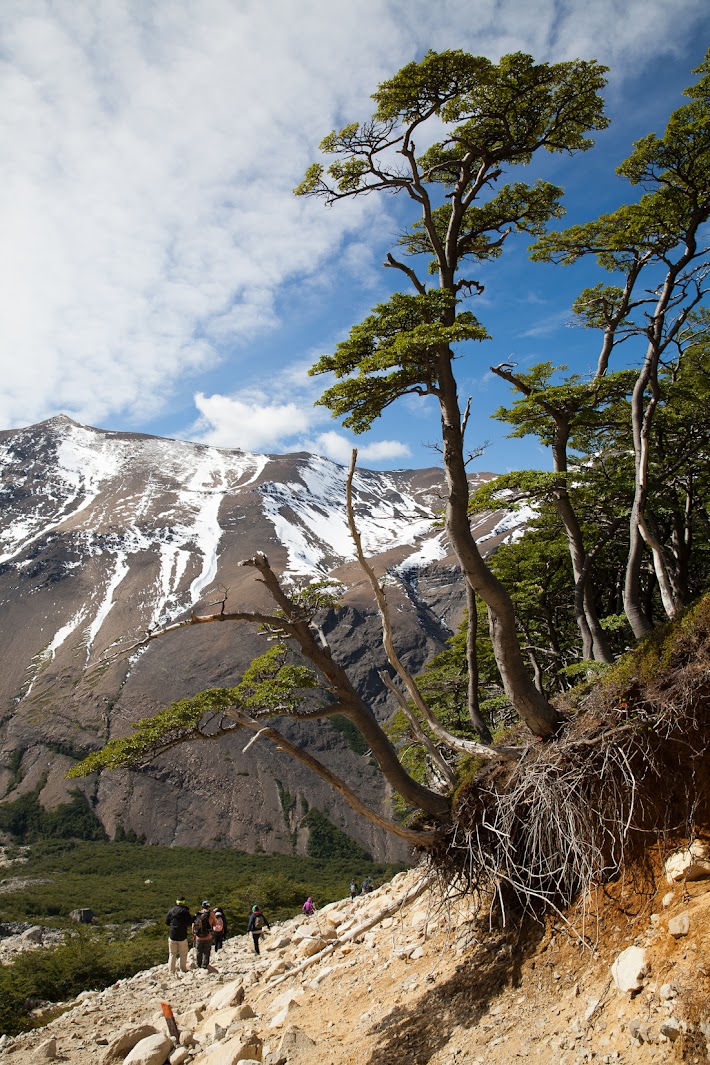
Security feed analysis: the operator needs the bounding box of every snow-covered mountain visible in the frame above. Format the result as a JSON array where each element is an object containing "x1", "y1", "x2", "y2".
[{"x1": 0, "y1": 417, "x2": 518, "y2": 859}]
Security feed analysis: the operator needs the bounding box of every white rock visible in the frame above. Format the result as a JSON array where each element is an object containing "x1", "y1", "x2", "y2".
[
  {"x1": 190, "y1": 1029, "x2": 263, "y2": 1064},
  {"x1": 664, "y1": 841, "x2": 710, "y2": 883},
  {"x1": 169, "y1": 1049, "x2": 190, "y2": 1065},
  {"x1": 198, "y1": 1007, "x2": 244, "y2": 1040},
  {"x1": 123, "y1": 1033, "x2": 174, "y2": 1065},
  {"x1": 667, "y1": 912, "x2": 690, "y2": 938},
  {"x1": 207, "y1": 981, "x2": 245, "y2": 1012},
  {"x1": 275, "y1": 1025, "x2": 316, "y2": 1063},
  {"x1": 270, "y1": 999, "x2": 301, "y2": 1028},
  {"x1": 101, "y1": 1025, "x2": 160, "y2": 1063},
  {"x1": 662, "y1": 891, "x2": 675, "y2": 908},
  {"x1": 35, "y1": 1037, "x2": 58, "y2": 1060},
  {"x1": 611, "y1": 946, "x2": 648, "y2": 993},
  {"x1": 270, "y1": 989, "x2": 303, "y2": 1014}
]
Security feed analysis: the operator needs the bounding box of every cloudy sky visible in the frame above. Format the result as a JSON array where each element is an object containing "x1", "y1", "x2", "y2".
[{"x1": 1, "y1": 1, "x2": 708, "y2": 470}]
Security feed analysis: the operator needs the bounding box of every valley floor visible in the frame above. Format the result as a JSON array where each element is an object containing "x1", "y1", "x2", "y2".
[{"x1": 0, "y1": 863, "x2": 708, "y2": 1064}]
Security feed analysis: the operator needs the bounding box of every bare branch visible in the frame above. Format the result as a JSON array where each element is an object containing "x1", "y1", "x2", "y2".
[{"x1": 227, "y1": 707, "x2": 442, "y2": 847}]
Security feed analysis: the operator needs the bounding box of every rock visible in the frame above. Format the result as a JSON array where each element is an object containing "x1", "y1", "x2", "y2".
[
  {"x1": 270, "y1": 1000, "x2": 301, "y2": 1028},
  {"x1": 662, "y1": 891, "x2": 675, "y2": 908},
  {"x1": 69, "y1": 908, "x2": 95, "y2": 923},
  {"x1": 35, "y1": 1037, "x2": 58, "y2": 1060},
  {"x1": 198, "y1": 1007, "x2": 245, "y2": 1040},
  {"x1": 659, "y1": 983, "x2": 677, "y2": 1001},
  {"x1": 659, "y1": 1018, "x2": 681, "y2": 1041},
  {"x1": 190, "y1": 1029, "x2": 263, "y2": 1064},
  {"x1": 295, "y1": 936, "x2": 327, "y2": 959},
  {"x1": 274, "y1": 1025, "x2": 316, "y2": 1063},
  {"x1": 123, "y1": 1033, "x2": 174, "y2": 1065},
  {"x1": 237, "y1": 1003, "x2": 256, "y2": 1020},
  {"x1": 169, "y1": 1049, "x2": 191, "y2": 1065},
  {"x1": 265, "y1": 936, "x2": 291, "y2": 951},
  {"x1": 611, "y1": 946, "x2": 647, "y2": 993},
  {"x1": 101, "y1": 1025, "x2": 160, "y2": 1063},
  {"x1": 667, "y1": 912, "x2": 690, "y2": 937},
  {"x1": 207, "y1": 980, "x2": 245, "y2": 1012},
  {"x1": 178, "y1": 1007, "x2": 206, "y2": 1029},
  {"x1": 19, "y1": 925, "x2": 43, "y2": 943},
  {"x1": 263, "y1": 959, "x2": 288, "y2": 979},
  {"x1": 664, "y1": 841, "x2": 710, "y2": 883},
  {"x1": 270, "y1": 989, "x2": 302, "y2": 1014}
]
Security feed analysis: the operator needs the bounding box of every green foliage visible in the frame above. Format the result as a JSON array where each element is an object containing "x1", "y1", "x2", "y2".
[
  {"x1": 68, "y1": 645, "x2": 322, "y2": 779},
  {"x1": 328, "y1": 715, "x2": 370, "y2": 756},
  {"x1": 0, "y1": 789, "x2": 106, "y2": 843},
  {"x1": 309, "y1": 291, "x2": 487, "y2": 433},
  {"x1": 0, "y1": 927, "x2": 166, "y2": 1036},
  {"x1": 0, "y1": 840, "x2": 400, "y2": 929},
  {"x1": 302, "y1": 808, "x2": 371, "y2": 861}
]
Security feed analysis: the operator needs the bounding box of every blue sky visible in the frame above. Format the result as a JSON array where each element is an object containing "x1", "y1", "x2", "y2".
[{"x1": 1, "y1": 1, "x2": 708, "y2": 472}]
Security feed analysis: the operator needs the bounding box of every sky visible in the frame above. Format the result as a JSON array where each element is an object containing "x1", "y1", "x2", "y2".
[{"x1": 1, "y1": 1, "x2": 709, "y2": 472}]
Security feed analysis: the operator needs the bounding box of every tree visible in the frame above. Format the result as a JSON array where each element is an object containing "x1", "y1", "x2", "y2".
[
  {"x1": 298, "y1": 49, "x2": 609, "y2": 737},
  {"x1": 530, "y1": 50, "x2": 710, "y2": 637}
]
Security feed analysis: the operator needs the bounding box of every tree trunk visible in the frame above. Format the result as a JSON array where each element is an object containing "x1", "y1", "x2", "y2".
[
  {"x1": 465, "y1": 582, "x2": 493, "y2": 742},
  {"x1": 437, "y1": 352, "x2": 560, "y2": 738}
]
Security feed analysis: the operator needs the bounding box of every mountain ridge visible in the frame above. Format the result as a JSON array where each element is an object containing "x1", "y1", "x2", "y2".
[{"x1": 0, "y1": 417, "x2": 521, "y2": 860}]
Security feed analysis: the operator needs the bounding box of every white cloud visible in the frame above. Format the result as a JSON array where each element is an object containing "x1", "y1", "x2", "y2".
[
  {"x1": 305, "y1": 430, "x2": 412, "y2": 465},
  {"x1": 190, "y1": 391, "x2": 314, "y2": 452},
  {"x1": 0, "y1": 0, "x2": 706, "y2": 433}
]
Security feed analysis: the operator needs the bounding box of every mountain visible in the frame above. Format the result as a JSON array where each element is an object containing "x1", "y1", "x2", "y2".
[{"x1": 0, "y1": 416, "x2": 522, "y2": 860}]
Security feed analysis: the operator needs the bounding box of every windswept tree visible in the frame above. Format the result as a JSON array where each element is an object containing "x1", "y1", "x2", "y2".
[{"x1": 297, "y1": 49, "x2": 609, "y2": 737}]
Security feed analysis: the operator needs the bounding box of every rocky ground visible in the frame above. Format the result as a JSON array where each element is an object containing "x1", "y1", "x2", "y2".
[{"x1": 0, "y1": 847, "x2": 709, "y2": 1065}]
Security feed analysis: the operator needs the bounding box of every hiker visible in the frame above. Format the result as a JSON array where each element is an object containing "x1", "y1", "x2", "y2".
[
  {"x1": 247, "y1": 904, "x2": 270, "y2": 955},
  {"x1": 349, "y1": 879, "x2": 358, "y2": 902},
  {"x1": 193, "y1": 900, "x2": 216, "y2": 969},
  {"x1": 165, "y1": 894, "x2": 192, "y2": 974},
  {"x1": 302, "y1": 896, "x2": 315, "y2": 916},
  {"x1": 212, "y1": 906, "x2": 227, "y2": 951},
  {"x1": 361, "y1": 876, "x2": 373, "y2": 894}
]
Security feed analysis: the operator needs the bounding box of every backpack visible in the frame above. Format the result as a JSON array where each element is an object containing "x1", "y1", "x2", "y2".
[
  {"x1": 253, "y1": 913, "x2": 264, "y2": 931},
  {"x1": 213, "y1": 915, "x2": 224, "y2": 933},
  {"x1": 193, "y1": 911, "x2": 211, "y2": 937}
]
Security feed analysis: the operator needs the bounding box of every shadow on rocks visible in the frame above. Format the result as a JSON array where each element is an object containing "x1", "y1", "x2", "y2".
[{"x1": 364, "y1": 919, "x2": 546, "y2": 1065}]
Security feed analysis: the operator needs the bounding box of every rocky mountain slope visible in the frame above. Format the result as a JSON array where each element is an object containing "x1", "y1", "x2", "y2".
[
  {"x1": 1, "y1": 846, "x2": 708, "y2": 1065},
  {"x1": 0, "y1": 417, "x2": 520, "y2": 859}
]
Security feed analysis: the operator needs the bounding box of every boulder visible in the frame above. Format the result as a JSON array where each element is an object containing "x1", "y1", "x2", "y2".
[
  {"x1": 275, "y1": 1025, "x2": 316, "y2": 1063},
  {"x1": 664, "y1": 841, "x2": 710, "y2": 883},
  {"x1": 169, "y1": 1049, "x2": 191, "y2": 1065},
  {"x1": 611, "y1": 946, "x2": 647, "y2": 993},
  {"x1": 35, "y1": 1037, "x2": 58, "y2": 1060},
  {"x1": 197, "y1": 1006, "x2": 244, "y2": 1040},
  {"x1": 101, "y1": 1025, "x2": 160, "y2": 1063},
  {"x1": 667, "y1": 912, "x2": 690, "y2": 938},
  {"x1": 190, "y1": 1029, "x2": 263, "y2": 1064},
  {"x1": 123, "y1": 1033, "x2": 174, "y2": 1065},
  {"x1": 207, "y1": 980, "x2": 245, "y2": 1012},
  {"x1": 19, "y1": 925, "x2": 43, "y2": 944},
  {"x1": 295, "y1": 936, "x2": 327, "y2": 959}
]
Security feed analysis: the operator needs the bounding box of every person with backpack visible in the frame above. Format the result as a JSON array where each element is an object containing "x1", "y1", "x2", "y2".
[
  {"x1": 349, "y1": 879, "x2": 358, "y2": 902},
  {"x1": 193, "y1": 900, "x2": 216, "y2": 969},
  {"x1": 165, "y1": 895, "x2": 192, "y2": 975},
  {"x1": 247, "y1": 904, "x2": 270, "y2": 955},
  {"x1": 302, "y1": 897, "x2": 315, "y2": 916},
  {"x1": 212, "y1": 907, "x2": 227, "y2": 951}
]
